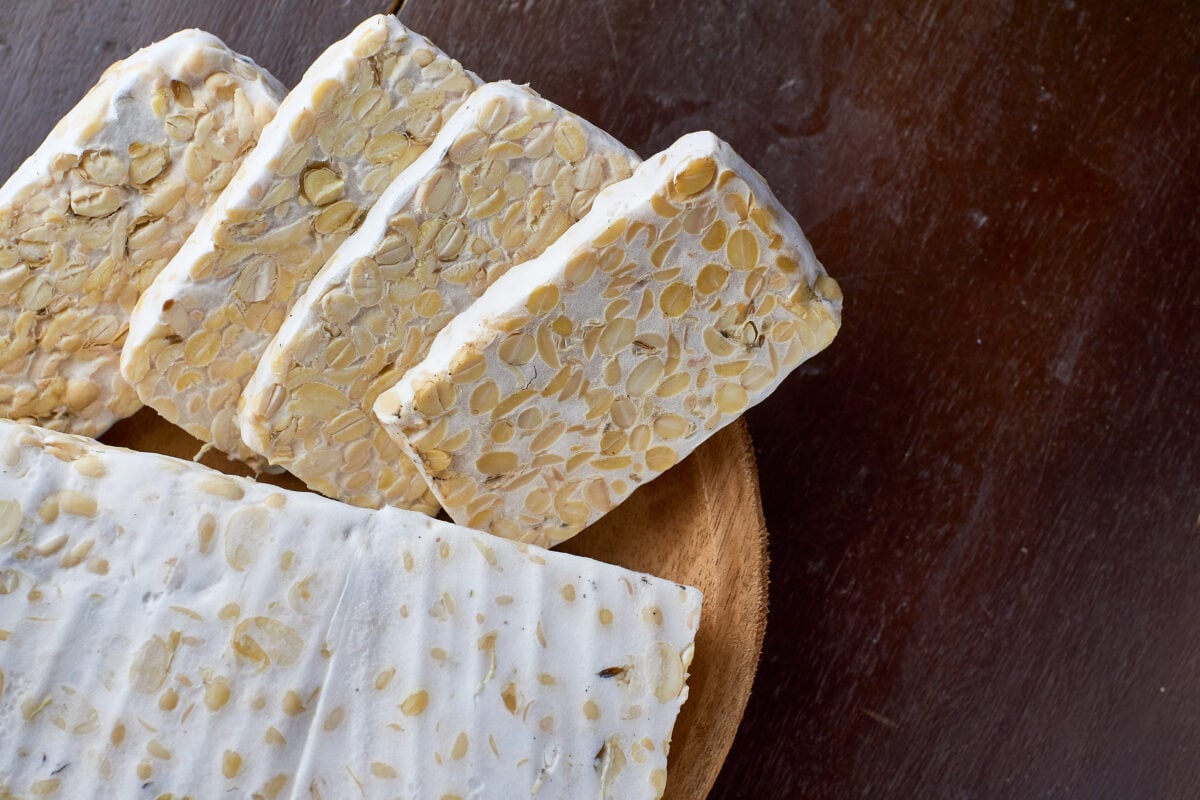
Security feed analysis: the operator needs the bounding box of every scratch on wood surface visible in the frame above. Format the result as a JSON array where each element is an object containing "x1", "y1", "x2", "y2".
[
  {"x1": 598, "y1": 3, "x2": 627, "y2": 108},
  {"x1": 861, "y1": 708, "x2": 900, "y2": 730},
  {"x1": 826, "y1": 548, "x2": 850, "y2": 592}
]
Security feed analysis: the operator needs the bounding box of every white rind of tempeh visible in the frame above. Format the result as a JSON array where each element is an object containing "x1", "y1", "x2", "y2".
[
  {"x1": 239, "y1": 81, "x2": 640, "y2": 513},
  {"x1": 375, "y1": 132, "x2": 843, "y2": 546},
  {"x1": 0, "y1": 30, "x2": 283, "y2": 437},
  {"x1": 122, "y1": 15, "x2": 481, "y2": 467},
  {"x1": 0, "y1": 419, "x2": 700, "y2": 800}
]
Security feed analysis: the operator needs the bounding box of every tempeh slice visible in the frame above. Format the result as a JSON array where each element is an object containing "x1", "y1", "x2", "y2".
[
  {"x1": 240, "y1": 81, "x2": 639, "y2": 512},
  {"x1": 375, "y1": 132, "x2": 843, "y2": 546},
  {"x1": 123, "y1": 15, "x2": 481, "y2": 466},
  {"x1": 0, "y1": 419, "x2": 700, "y2": 800},
  {"x1": 0, "y1": 30, "x2": 283, "y2": 436}
]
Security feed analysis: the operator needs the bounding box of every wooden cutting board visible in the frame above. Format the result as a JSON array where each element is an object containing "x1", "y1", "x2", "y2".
[{"x1": 104, "y1": 408, "x2": 769, "y2": 800}]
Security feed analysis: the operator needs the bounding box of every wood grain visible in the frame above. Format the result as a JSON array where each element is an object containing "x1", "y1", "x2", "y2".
[{"x1": 711, "y1": 3, "x2": 1199, "y2": 799}]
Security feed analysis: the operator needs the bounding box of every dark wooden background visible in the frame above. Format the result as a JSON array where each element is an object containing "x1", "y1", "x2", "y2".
[{"x1": 2, "y1": 1, "x2": 1197, "y2": 797}]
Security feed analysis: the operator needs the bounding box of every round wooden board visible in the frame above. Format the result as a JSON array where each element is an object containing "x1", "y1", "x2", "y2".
[{"x1": 102, "y1": 409, "x2": 768, "y2": 800}]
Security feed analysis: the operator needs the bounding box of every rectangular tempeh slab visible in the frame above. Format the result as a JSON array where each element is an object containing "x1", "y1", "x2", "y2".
[
  {"x1": 0, "y1": 30, "x2": 283, "y2": 437},
  {"x1": 0, "y1": 419, "x2": 700, "y2": 799},
  {"x1": 122, "y1": 15, "x2": 481, "y2": 467},
  {"x1": 375, "y1": 132, "x2": 843, "y2": 546},
  {"x1": 240, "y1": 81, "x2": 639, "y2": 512}
]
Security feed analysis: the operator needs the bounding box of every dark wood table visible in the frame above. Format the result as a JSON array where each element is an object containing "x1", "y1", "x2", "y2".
[{"x1": 2, "y1": 1, "x2": 1196, "y2": 796}]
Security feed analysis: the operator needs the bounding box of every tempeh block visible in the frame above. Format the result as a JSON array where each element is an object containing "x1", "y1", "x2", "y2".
[
  {"x1": 0, "y1": 30, "x2": 283, "y2": 436},
  {"x1": 122, "y1": 15, "x2": 481, "y2": 466},
  {"x1": 0, "y1": 419, "x2": 700, "y2": 800},
  {"x1": 240, "y1": 81, "x2": 639, "y2": 512},
  {"x1": 375, "y1": 131, "x2": 843, "y2": 546}
]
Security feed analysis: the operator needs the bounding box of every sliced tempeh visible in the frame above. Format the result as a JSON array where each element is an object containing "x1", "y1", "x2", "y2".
[
  {"x1": 240, "y1": 81, "x2": 640, "y2": 512},
  {"x1": 122, "y1": 15, "x2": 481, "y2": 467},
  {"x1": 0, "y1": 419, "x2": 700, "y2": 800},
  {"x1": 0, "y1": 30, "x2": 283, "y2": 436},
  {"x1": 375, "y1": 131, "x2": 843, "y2": 546}
]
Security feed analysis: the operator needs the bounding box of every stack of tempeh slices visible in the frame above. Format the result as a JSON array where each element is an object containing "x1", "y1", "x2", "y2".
[{"x1": 0, "y1": 13, "x2": 840, "y2": 799}]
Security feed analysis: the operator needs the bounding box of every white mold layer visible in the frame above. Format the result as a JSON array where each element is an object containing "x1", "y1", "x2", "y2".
[{"x1": 0, "y1": 419, "x2": 699, "y2": 800}]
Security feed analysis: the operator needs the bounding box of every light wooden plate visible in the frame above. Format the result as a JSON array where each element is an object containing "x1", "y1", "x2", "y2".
[{"x1": 102, "y1": 409, "x2": 768, "y2": 799}]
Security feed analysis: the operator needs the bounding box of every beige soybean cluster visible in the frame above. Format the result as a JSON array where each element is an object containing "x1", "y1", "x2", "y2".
[
  {"x1": 0, "y1": 30, "x2": 283, "y2": 437},
  {"x1": 0, "y1": 419, "x2": 700, "y2": 800},
  {"x1": 376, "y1": 131, "x2": 843, "y2": 546},
  {"x1": 240, "y1": 81, "x2": 640, "y2": 512},
  {"x1": 122, "y1": 15, "x2": 481, "y2": 466}
]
